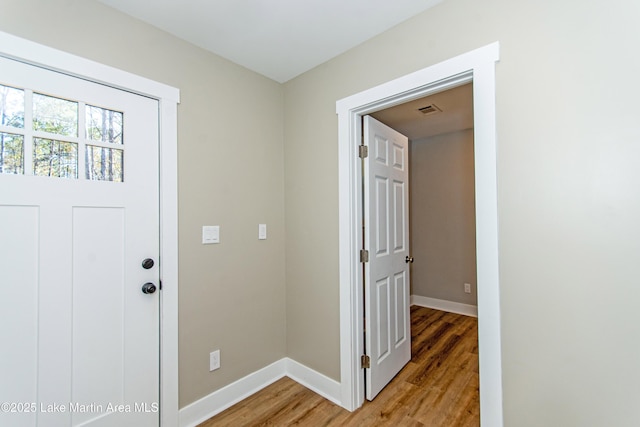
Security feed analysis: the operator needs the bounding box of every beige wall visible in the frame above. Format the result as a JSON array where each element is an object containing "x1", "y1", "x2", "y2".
[
  {"x1": 0, "y1": 0, "x2": 286, "y2": 408},
  {"x1": 410, "y1": 130, "x2": 477, "y2": 305},
  {"x1": 284, "y1": 0, "x2": 640, "y2": 425}
]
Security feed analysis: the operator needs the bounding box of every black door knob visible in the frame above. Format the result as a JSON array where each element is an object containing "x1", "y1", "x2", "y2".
[
  {"x1": 405, "y1": 256, "x2": 414, "y2": 263},
  {"x1": 142, "y1": 258, "x2": 155, "y2": 269},
  {"x1": 142, "y1": 282, "x2": 157, "y2": 294}
]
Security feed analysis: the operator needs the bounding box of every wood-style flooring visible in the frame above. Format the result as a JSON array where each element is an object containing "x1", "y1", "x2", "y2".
[{"x1": 199, "y1": 306, "x2": 479, "y2": 426}]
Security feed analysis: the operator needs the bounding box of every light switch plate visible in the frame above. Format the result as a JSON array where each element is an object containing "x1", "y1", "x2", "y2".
[
  {"x1": 258, "y1": 224, "x2": 267, "y2": 240},
  {"x1": 202, "y1": 226, "x2": 220, "y2": 244}
]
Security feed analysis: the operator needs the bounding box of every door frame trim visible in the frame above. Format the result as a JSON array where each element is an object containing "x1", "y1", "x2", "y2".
[
  {"x1": 336, "y1": 42, "x2": 502, "y2": 426},
  {"x1": 0, "y1": 31, "x2": 181, "y2": 426}
]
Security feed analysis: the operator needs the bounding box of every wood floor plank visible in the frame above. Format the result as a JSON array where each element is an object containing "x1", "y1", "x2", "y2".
[{"x1": 198, "y1": 306, "x2": 479, "y2": 427}]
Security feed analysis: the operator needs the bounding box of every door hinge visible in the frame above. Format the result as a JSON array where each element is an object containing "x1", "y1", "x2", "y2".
[
  {"x1": 358, "y1": 145, "x2": 368, "y2": 158},
  {"x1": 361, "y1": 354, "x2": 370, "y2": 369},
  {"x1": 360, "y1": 249, "x2": 369, "y2": 263}
]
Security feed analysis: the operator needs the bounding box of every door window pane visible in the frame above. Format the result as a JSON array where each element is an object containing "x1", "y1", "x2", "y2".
[
  {"x1": 0, "y1": 132, "x2": 24, "y2": 174},
  {"x1": 33, "y1": 93, "x2": 78, "y2": 137},
  {"x1": 86, "y1": 145, "x2": 123, "y2": 182},
  {"x1": 0, "y1": 84, "x2": 24, "y2": 128},
  {"x1": 2, "y1": 84, "x2": 130, "y2": 183},
  {"x1": 86, "y1": 105, "x2": 123, "y2": 144},
  {"x1": 33, "y1": 138, "x2": 78, "y2": 178}
]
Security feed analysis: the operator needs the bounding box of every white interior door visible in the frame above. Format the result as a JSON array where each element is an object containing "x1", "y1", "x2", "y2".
[
  {"x1": 364, "y1": 115, "x2": 411, "y2": 400},
  {"x1": 0, "y1": 56, "x2": 160, "y2": 427}
]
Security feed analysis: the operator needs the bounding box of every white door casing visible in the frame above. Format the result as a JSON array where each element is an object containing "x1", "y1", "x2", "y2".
[
  {"x1": 363, "y1": 116, "x2": 411, "y2": 400},
  {"x1": 337, "y1": 42, "x2": 502, "y2": 426},
  {"x1": 0, "y1": 56, "x2": 159, "y2": 426}
]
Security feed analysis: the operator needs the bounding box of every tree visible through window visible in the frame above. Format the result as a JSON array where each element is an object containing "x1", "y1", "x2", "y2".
[
  {"x1": 33, "y1": 138, "x2": 78, "y2": 178},
  {"x1": 86, "y1": 105, "x2": 124, "y2": 182},
  {"x1": 0, "y1": 83, "x2": 125, "y2": 182},
  {"x1": 33, "y1": 93, "x2": 78, "y2": 137},
  {"x1": 0, "y1": 84, "x2": 25, "y2": 174}
]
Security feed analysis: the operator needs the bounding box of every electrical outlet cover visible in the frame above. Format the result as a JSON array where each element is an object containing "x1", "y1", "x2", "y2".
[{"x1": 210, "y1": 350, "x2": 220, "y2": 371}]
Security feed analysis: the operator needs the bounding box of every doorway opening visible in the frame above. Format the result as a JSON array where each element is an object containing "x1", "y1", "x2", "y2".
[
  {"x1": 362, "y1": 81, "x2": 477, "y2": 417},
  {"x1": 370, "y1": 82, "x2": 477, "y2": 317},
  {"x1": 336, "y1": 42, "x2": 502, "y2": 426}
]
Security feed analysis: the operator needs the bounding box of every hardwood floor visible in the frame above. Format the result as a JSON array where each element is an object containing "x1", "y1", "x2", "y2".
[{"x1": 199, "y1": 306, "x2": 479, "y2": 426}]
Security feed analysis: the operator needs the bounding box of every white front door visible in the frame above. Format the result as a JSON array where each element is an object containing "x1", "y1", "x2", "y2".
[
  {"x1": 363, "y1": 115, "x2": 411, "y2": 400},
  {"x1": 0, "y1": 55, "x2": 160, "y2": 426}
]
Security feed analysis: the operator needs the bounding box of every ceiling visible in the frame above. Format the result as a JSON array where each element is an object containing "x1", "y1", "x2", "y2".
[
  {"x1": 371, "y1": 83, "x2": 473, "y2": 141},
  {"x1": 96, "y1": 0, "x2": 466, "y2": 138},
  {"x1": 97, "y1": 0, "x2": 442, "y2": 83}
]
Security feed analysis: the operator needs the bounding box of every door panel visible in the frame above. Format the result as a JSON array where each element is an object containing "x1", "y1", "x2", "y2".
[
  {"x1": 0, "y1": 56, "x2": 159, "y2": 427},
  {"x1": 375, "y1": 277, "x2": 391, "y2": 361},
  {"x1": 72, "y1": 207, "x2": 125, "y2": 426},
  {"x1": 394, "y1": 271, "x2": 408, "y2": 344},
  {"x1": 364, "y1": 116, "x2": 411, "y2": 400},
  {"x1": 393, "y1": 181, "x2": 406, "y2": 251},
  {"x1": 375, "y1": 176, "x2": 389, "y2": 256},
  {"x1": 0, "y1": 206, "x2": 39, "y2": 426}
]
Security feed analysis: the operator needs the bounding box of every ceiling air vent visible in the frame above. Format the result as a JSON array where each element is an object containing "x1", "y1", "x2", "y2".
[{"x1": 417, "y1": 103, "x2": 442, "y2": 116}]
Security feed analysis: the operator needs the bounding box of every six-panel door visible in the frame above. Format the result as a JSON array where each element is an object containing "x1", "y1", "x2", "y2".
[{"x1": 364, "y1": 115, "x2": 411, "y2": 400}]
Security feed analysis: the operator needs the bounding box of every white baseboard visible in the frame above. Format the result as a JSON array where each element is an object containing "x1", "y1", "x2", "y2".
[
  {"x1": 179, "y1": 359, "x2": 286, "y2": 427},
  {"x1": 285, "y1": 358, "x2": 342, "y2": 406},
  {"x1": 411, "y1": 295, "x2": 478, "y2": 317},
  {"x1": 179, "y1": 358, "x2": 341, "y2": 427}
]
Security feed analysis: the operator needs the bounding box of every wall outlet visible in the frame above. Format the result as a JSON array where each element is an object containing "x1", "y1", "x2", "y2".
[
  {"x1": 464, "y1": 283, "x2": 472, "y2": 294},
  {"x1": 209, "y1": 350, "x2": 220, "y2": 371}
]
